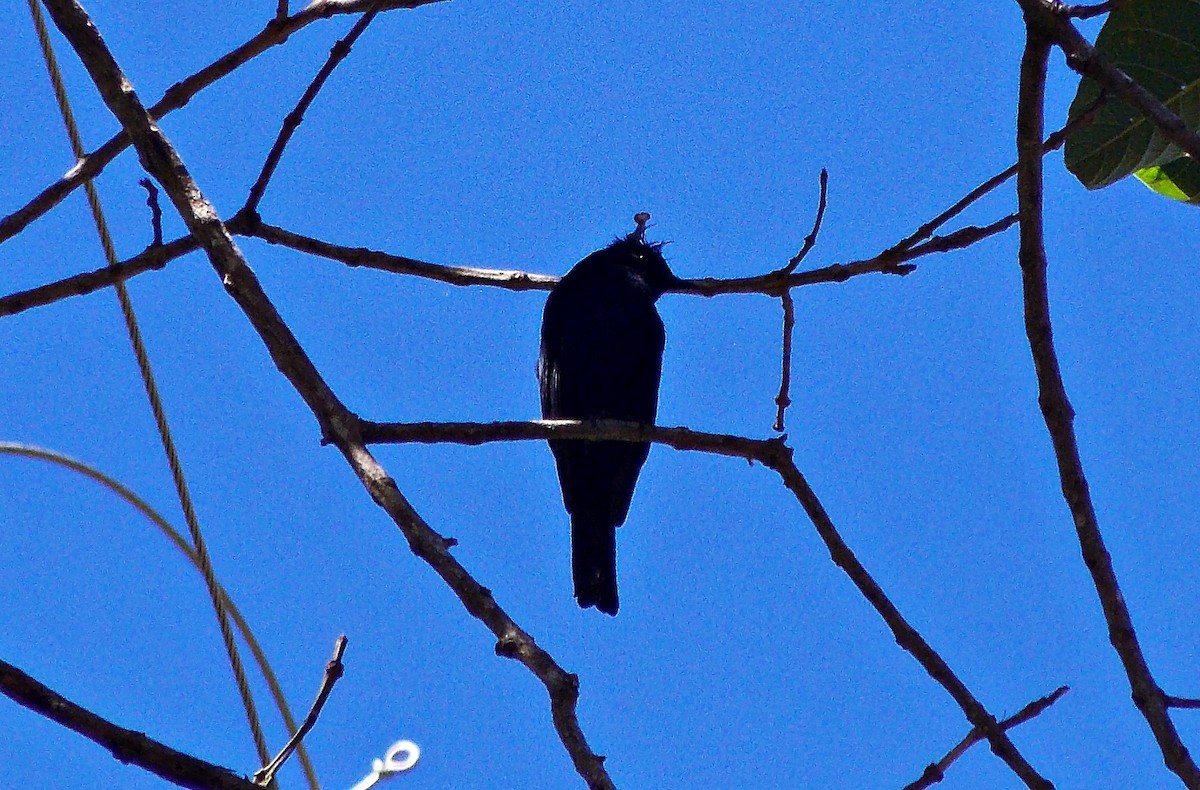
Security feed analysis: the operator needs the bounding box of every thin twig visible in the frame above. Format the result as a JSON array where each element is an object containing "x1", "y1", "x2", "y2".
[
  {"x1": 1014, "y1": 19, "x2": 1200, "y2": 788},
  {"x1": 884, "y1": 92, "x2": 1103, "y2": 258},
  {"x1": 0, "y1": 235, "x2": 196, "y2": 319},
  {"x1": 40, "y1": 5, "x2": 615, "y2": 787},
  {"x1": 0, "y1": 440, "x2": 320, "y2": 790},
  {"x1": 242, "y1": 1, "x2": 383, "y2": 215},
  {"x1": 254, "y1": 636, "x2": 349, "y2": 786},
  {"x1": 138, "y1": 178, "x2": 163, "y2": 246},
  {"x1": 0, "y1": 0, "x2": 448, "y2": 247},
  {"x1": 773, "y1": 291, "x2": 795, "y2": 433},
  {"x1": 0, "y1": 658, "x2": 257, "y2": 790},
  {"x1": 904, "y1": 686, "x2": 1070, "y2": 790},
  {"x1": 1166, "y1": 697, "x2": 1200, "y2": 710},
  {"x1": 276, "y1": 0, "x2": 289, "y2": 20},
  {"x1": 781, "y1": 168, "x2": 829, "y2": 274},
  {"x1": 249, "y1": 217, "x2": 561, "y2": 289}
]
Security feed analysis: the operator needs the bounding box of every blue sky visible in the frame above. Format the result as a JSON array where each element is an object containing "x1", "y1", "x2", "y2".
[{"x1": 2, "y1": 2, "x2": 1198, "y2": 788}]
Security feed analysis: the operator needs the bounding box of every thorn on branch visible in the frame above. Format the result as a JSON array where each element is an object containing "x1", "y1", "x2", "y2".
[{"x1": 138, "y1": 178, "x2": 163, "y2": 246}]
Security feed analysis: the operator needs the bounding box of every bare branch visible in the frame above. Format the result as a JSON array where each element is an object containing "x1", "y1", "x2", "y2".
[
  {"x1": 364, "y1": 416, "x2": 1055, "y2": 787},
  {"x1": 1054, "y1": 1, "x2": 1127, "y2": 20},
  {"x1": 254, "y1": 636, "x2": 348, "y2": 787},
  {"x1": 38, "y1": 4, "x2": 615, "y2": 786},
  {"x1": 884, "y1": 94, "x2": 1103, "y2": 257},
  {"x1": 0, "y1": 206, "x2": 1019, "y2": 323},
  {"x1": 1166, "y1": 697, "x2": 1200, "y2": 710},
  {"x1": 361, "y1": 419, "x2": 782, "y2": 460},
  {"x1": 243, "y1": 2, "x2": 384, "y2": 215},
  {"x1": 0, "y1": 0, "x2": 448, "y2": 247},
  {"x1": 0, "y1": 657, "x2": 257, "y2": 790},
  {"x1": 1014, "y1": 21, "x2": 1200, "y2": 787},
  {"x1": 905, "y1": 686, "x2": 1070, "y2": 790},
  {"x1": 0, "y1": 235, "x2": 195, "y2": 319},
  {"x1": 246, "y1": 216, "x2": 561, "y2": 290}
]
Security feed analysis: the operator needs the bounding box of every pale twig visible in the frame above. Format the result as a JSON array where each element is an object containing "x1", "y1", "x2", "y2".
[{"x1": 254, "y1": 636, "x2": 349, "y2": 787}]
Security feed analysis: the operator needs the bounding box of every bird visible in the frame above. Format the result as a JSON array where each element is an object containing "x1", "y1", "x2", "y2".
[{"x1": 538, "y1": 215, "x2": 691, "y2": 615}]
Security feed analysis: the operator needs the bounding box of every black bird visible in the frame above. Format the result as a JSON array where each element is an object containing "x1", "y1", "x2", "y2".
[{"x1": 538, "y1": 219, "x2": 689, "y2": 615}]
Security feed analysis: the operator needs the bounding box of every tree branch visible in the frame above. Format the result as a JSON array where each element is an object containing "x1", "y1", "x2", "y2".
[
  {"x1": 1014, "y1": 19, "x2": 1200, "y2": 788},
  {"x1": 242, "y1": 1, "x2": 384, "y2": 215},
  {"x1": 1018, "y1": 0, "x2": 1200, "y2": 162},
  {"x1": 38, "y1": 3, "x2": 615, "y2": 787},
  {"x1": 904, "y1": 686, "x2": 1070, "y2": 790},
  {"x1": 362, "y1": 417, "x2": 1055, "y2": 788},
  {"x1": 0, "y1": 657, "x2": 257, "y2": 790},
  {"x1": 0, "y1": 0, "x2": 448, "y2": 247}
]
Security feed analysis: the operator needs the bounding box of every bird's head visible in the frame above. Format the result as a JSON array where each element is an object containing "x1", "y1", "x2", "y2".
[{"x1": 605, "y1": 230, "x2": 697, "y2": 298}]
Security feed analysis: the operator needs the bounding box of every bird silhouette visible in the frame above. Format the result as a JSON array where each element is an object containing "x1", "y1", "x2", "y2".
[{"x1": 538, "y1": 217, "x2": 690, "y2": 614}]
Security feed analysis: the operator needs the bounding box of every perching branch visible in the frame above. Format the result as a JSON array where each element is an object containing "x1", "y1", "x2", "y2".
[
  {"x1": 37, "y1": 3, "x2": 615, "y2": 787},
  {"x1": 362, "y1": 417, "x2": 1055, "y2": 788},
  {"x1": 1014, "y1": 21, "x2": 1200, "y2": 789},
  {"x1": 0, "y1": 207, "x2": 1014, "y2": 321},
  {"x1": 0, "y1": 657, "x2": 257, "y2": 790}
]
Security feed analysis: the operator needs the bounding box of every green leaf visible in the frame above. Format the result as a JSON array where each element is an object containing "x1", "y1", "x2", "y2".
[
  {"x1": 1135, "y1": 158, "x2": 1200, "y2": 201},
  {"x1": 1065, "y1": 0, "x2": 1200, "y2": 190}
]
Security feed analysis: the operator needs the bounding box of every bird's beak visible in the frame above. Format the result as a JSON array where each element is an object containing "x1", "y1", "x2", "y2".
[{"x1": 666, "y1": 274, "x2": 705, "y2": 296}]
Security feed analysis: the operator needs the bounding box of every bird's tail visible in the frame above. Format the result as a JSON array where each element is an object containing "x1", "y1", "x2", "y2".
[{"x1": 571, "y1": 513, "x2": 618, "y2": 615}]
